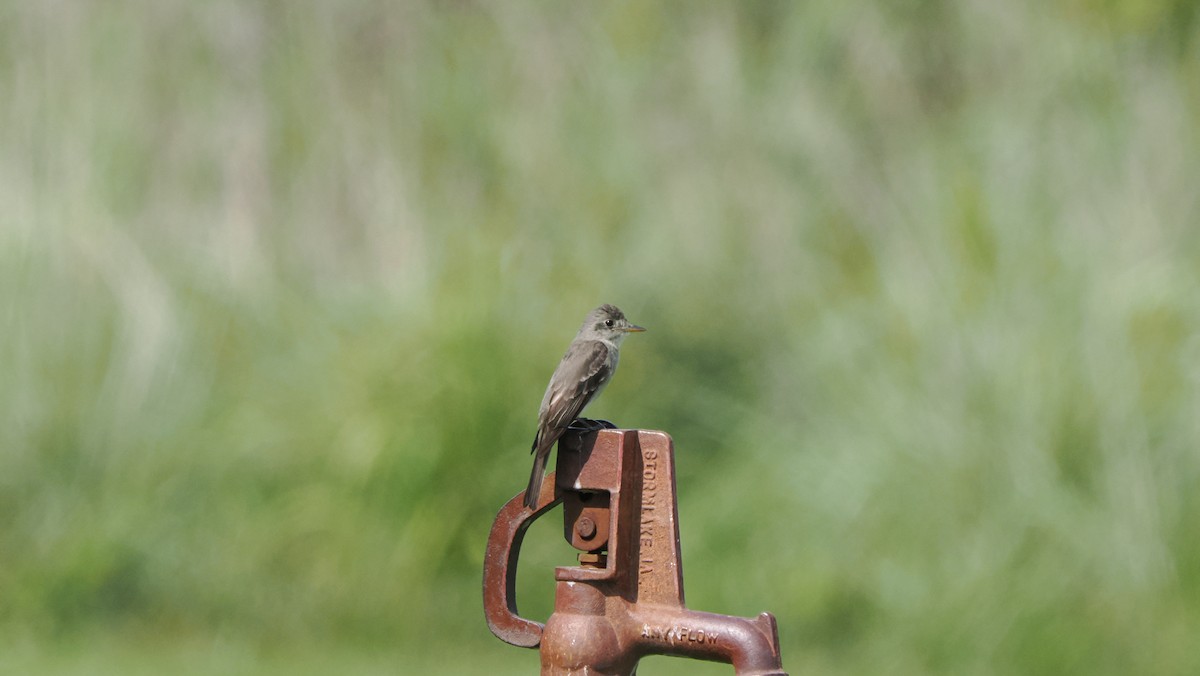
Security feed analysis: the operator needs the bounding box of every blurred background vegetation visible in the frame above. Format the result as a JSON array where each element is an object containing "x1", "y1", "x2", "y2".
[{"x1": 3, "y1": 1, "x2": 1199, "y2": 673}]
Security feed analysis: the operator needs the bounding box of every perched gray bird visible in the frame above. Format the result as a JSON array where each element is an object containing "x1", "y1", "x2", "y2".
[{"x1": 524, "y1": 304, "x2": 645, "y2": 509}]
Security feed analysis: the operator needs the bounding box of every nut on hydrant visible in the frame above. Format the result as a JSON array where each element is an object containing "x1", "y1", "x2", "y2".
[{"x1": 576, "y1": 516, "x2": 597, "y2": 540}]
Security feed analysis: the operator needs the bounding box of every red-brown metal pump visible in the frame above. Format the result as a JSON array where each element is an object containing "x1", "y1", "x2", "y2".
[{"x1": 483, "y1": 423, "x2": 787, "y2": 675}]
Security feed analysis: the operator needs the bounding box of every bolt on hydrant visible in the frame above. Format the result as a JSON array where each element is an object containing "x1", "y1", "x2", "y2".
[{"x1": 483, "y1": 421, "x2": 787, "y2": 675}]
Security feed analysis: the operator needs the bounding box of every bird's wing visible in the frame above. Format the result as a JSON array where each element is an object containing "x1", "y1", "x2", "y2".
[{"x1": 533, "y1": 341, "x2": 612, "y2": 452}]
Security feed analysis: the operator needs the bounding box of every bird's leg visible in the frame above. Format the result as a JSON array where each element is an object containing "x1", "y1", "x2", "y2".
[{"x1": 569, "y1": 417, "x2": 617, "y2": 433}]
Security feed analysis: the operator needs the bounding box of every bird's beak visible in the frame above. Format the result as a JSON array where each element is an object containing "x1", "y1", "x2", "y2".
[{"x1": 624, "y1": 324, "x2": 646, "y2": 333}]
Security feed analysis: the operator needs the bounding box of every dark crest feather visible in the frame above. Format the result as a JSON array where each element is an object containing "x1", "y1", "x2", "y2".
[{"x1": 594, "y1": 304, "x2": 624, "y2": 320}]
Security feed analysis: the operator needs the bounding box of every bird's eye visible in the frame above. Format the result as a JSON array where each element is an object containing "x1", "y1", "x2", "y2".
[{"x1": 604, "y1": 319, "x2": 614, "y2": 327}]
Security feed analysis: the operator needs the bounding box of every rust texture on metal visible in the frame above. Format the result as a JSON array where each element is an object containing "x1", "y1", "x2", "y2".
[{"x1": 482, "y1": 425, "x2": 787, "y2": 675}]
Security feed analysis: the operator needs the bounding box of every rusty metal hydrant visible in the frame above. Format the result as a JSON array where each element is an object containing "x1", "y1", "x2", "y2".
[{"x1": 483, "y1": 424, "x2": 787, "y2": 675}]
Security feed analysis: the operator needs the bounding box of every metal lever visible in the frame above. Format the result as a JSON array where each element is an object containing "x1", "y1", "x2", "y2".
[{"x1": 483, "y1": 425, "x2": 787, "y2": 675}]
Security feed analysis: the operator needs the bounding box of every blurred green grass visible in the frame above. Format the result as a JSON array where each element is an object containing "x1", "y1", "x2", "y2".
[{"x1": 3, "y1": 1, "x2": 1200, "y2": 673}]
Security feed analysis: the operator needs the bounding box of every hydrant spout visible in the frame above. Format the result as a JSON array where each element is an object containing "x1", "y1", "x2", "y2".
[{"x1": 624, "y1": 607, "x2": 785, "y2": 675}]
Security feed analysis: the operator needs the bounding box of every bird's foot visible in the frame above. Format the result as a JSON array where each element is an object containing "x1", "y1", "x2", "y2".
[{"x1": 568, "y1": 417, "x2": 617, "y2": 432}]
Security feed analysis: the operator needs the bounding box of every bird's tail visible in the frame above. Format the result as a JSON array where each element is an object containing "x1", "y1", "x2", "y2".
[{"x1": 524, "y1": 448, "x2": 547, "y2": 510}]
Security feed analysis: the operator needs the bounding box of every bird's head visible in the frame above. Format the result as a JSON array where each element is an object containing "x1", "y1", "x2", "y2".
[{"x1": 581, "y1": 304, "x2": 646, "y2": 344}]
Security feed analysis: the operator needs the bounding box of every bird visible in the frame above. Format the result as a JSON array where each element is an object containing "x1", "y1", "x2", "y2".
[{"x1": 524, "y1": 304, "x2": 645, "y2": 509}]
